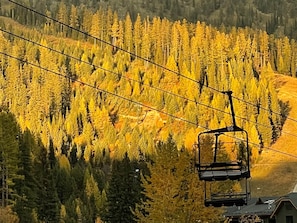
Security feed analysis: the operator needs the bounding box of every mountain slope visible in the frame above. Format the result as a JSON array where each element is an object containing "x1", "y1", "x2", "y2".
[
  {"x1": 3, "y1": 0, "x2": 297, "y2": 39},
  {"x1": 251, "y1": 74, "x2": 297, "y2": 197}
]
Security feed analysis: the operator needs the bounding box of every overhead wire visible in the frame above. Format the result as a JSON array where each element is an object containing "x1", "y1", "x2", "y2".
[
  {"x1": 0, "y1": 51, "x2": 199, "y2": 127},
  {"x1": 231, "y1": 92, "x2": 296, "y2": 124},
  {"x1": 7, "y1": 29, "x2": 297, "y2": 140},
  {"x1": 6, "y1": 0, "x2": 297, "y2": 126},
  {"x1": 2, "y1": 50, "x2": 297, "y2": 160},
  {"x1": 4, "y1": 27, "x2": 297, "y2": 139},
  {"x1": 3, "y1": 0, "x2": 297, "y2": 159},
  {"x1": 6, "y1": 0, "x2": 213, "y2": 90},
  {"x1": 0, "y1": 28, "x2": 223, "y2": 119}
]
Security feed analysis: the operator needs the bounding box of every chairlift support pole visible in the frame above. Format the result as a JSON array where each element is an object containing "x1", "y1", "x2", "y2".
[
  {"x1": 214, "y1": 132, "x2": 220, "y2": 163},
  {"x1": 222, "y1": 91, "x2": 236, "y2": 127}
]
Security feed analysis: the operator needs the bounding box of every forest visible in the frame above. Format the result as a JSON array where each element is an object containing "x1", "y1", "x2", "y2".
[
  {"x1": 0, "y1": 0, "x2": 296, "y2": 222},
  {"x1": 3, "y1": 0, "x2": 297, "y2": 39}
]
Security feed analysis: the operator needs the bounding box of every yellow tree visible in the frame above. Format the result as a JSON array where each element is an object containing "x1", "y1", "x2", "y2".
[
  {"x1": 161, "y1": 18, "x2": 172, "y2": 62},
  {"x1": 161, "y1": 55, "x2": 179, "y2": 87},
  {"x1": 133, "y1": 14, "x2": 142, "y2": 56},
  {"x1": 151, "y1": 17, "x2": 163, "y2": 64},
  {"x1": 90, "y1": 9, "x2": 103, "y2": 45},
  {"x1": 0, "y1": 207, "x2": 19, "y2": 223},
  {"x1": 111, "y1": 12, "x2": 119, "y2": 47},
  {"x1": 117, "y1": 20, "x2": 124, "y2": 49},
  {"x1": 179, "y1": 20, "x2": 190, "y2": 68},
  {"x1": 56, "y1": 1, "x2": 68, "y2": 35},
  {"x1": 0, "y1": 30, "x2": 9, "y2": 67},
  {"x1": 5, "y1": 44, "x2": 27, "y2": 116},
  {"x1": 141, "y1": 20, "x2": 151, "y2": 62},
  {"x1": 135, "y1": 137, "x2": 223, "y2": 223},
  {"x1": 69, "y1": 5, "x2": 79, "y2": 38},
  {"x1": 81, "y1": 7, "x2": 93, "y2": 34},
  {"x1": 282, "y1": 36, "x2": 291, "y2": 74},
  {"x1": 259, "y1": 31, "x2": 269, "y2": 68},
  {"x1": 124, "y1": 13, "x2": 133, "y2": 52},
  {"x1": 170, "y1": 21, "x2": 180, "y2": 61}
]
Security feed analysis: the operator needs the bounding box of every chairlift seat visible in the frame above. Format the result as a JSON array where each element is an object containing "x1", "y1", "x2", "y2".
[
  {"x1": 197, "y1": 162, "x2": 250, "y2": 181},
  {"x1": 204, "y1": 192, "x2": 248, "y2": 207}
]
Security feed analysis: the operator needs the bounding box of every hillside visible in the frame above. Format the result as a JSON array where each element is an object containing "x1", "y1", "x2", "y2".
[
  {"x1": 3, "y1": 0, "x2": 297, "y2": 39},
  {"x1": 1, "y1": 2, "x2": 297, "y2": 221},
  {"x1": 105, "y1": 0, "x2": 297, "y2": 40},
  {"x1": 251, "y1": 74, "x2": 297, "y2": 197}
]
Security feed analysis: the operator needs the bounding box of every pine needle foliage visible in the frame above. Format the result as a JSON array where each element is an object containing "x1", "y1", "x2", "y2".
[{"x1": 135, "y1": 136, "x2": 223, "y2": 223}]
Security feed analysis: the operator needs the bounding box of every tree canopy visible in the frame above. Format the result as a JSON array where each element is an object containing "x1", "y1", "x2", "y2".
[{"x1": 0, "y1": 1, "x2": 292, "y2": 222}]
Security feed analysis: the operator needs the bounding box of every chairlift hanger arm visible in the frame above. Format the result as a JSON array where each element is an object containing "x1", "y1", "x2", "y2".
[
  {"x1": 221, "y1": 90, "x2": 237, "y2": 127},
  {"x1": 201, "y1": 90, "x2": 242, "y2": 135}
]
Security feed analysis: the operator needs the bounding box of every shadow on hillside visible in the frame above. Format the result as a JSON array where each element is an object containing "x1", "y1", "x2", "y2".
[
  {"x1": 274, "y1": 76, "x2": 288, "y2": 89},
  {"x1": 250, "y1": 161, "x2": 297, "y2": 198},
  {"x1": 279, "y1": 100, "x2": 291, "y2": 129},
  {"x1": 274, "y1": 75, "x2": 292, "y2": 128}
]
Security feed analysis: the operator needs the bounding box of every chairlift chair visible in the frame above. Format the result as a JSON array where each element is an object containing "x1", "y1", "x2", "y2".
[
  {"x1": 196, "y1": 126, "x2": 250, "y2": 182},
  {"x1": 203, "y1": 179, "x2": 250, "y2": 207},
  {"x1": 194, "y1": 91, "x2": 251, "y2": 207}
]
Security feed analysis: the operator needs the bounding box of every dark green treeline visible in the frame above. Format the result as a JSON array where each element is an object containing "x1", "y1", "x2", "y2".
[
  {"x1": 0, "y1": 110, "x2": 147, "y2": 222},
  {"x1": 0, "y1": 111, "x2": 220, "y2": 222}
]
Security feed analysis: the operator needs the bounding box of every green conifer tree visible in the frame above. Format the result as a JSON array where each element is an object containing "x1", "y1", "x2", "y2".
[
  {"x1": 34, "y1": 142, "x2": 60, "y2": 222},
  {"x1": 102, "y1": 153, "x2": 143, "y2": 223},
  {"x1": 0, "y1": 111, "x2": 21, "y2": 207},
  {"x1": 14, "y1": 129, "x2": 39, "y2": 223}
]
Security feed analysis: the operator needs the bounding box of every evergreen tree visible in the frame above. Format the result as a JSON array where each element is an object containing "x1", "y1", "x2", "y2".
[
  {"x1": 0, "y1": 111, "x2": 21, "y2": 207},
  {"x1": 38, "y1": 170, "x2": 60, "y2": 222},
  {"x1": 33, "y1": 142, "x2": 60, "y2": 222},
  {"x1": 56, "y1": 1, "x2": 69, "y2": 35},
  {"x1": 69, "y1": 5, "x2": 79, "y2": 38},
  {"x1": 90, "y1": 9, "x2": 102, "y2": 42},
  {"x1": 135, "y1": 136, "x2": 223, "y2": 223},
  {"x1": 56, "y1": 167, "x2": 75, "y2": 205},
  {"x1": 102, "y1": 153, "x2": 143, "y2": 223},
  {"x1": 133, "y1": 14, "x2": 142, "y2": 56},
  {"x1": 124, "y1": 13, "x2": 133, "y2": 52},
  {"x1": 14, "y1": 129, "x2": 39, "y2": 223},
  {"x1": 81, "y1": 7, "x2": 93, "y2": 39}
]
